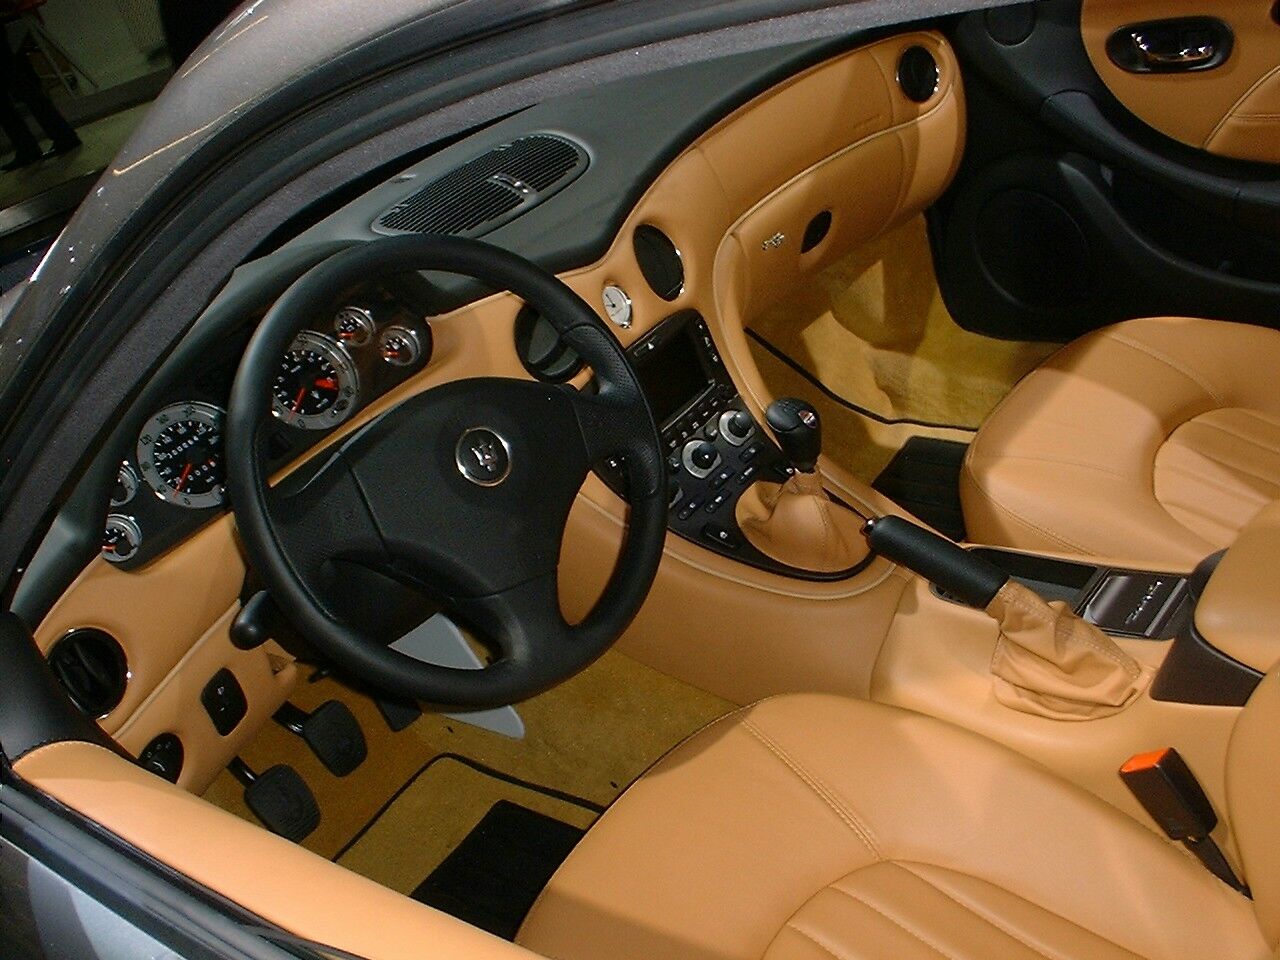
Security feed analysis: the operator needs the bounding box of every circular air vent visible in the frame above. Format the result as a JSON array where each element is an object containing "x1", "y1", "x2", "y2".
[
  {"x1": 47, "y1": 628, "x2": 127, "y2": 718},
  {"x1": 514, "y1": 305, "x2": 583, "y2": 383},
  {"x1": 633, "y1": 225, "x2": 684, "y2": 301},
  {"x1": 897, "y1": 46, "x2": 940, "y2": 103}
]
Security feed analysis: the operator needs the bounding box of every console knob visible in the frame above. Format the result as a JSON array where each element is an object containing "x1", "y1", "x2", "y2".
[
  {"x1": 766, "y1": 397, "x2": 821, "y2": 473},
  {"x1": 690, "y1": 440, "x2": 718, "y2": 471},
  {"x1": 681, "y1": 439, "x2": 721, "y2": 478},
  {"x1": 719, "y1": 408, "x2": 755, "y2": 446}
]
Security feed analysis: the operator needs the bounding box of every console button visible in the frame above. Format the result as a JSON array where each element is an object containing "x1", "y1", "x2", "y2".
[
  {"x1": 201, "y1": 668, "x2": 247, "y2": 736},
  {"x1": 677, "y1": 498, "x2": 703, "y2": 521},
  {"x1": 705, "y1": 492, "x2": 729, "y2": 513},
  {"x1": 702, "y1": 523, "x2": 742, "y2": 551},
  {"x1": 740, "y1": 442, "x2": 762, "y2": 463},
  {"x1": 710, "y1": 469, "x2": 732, "y2": 490},
  {"x1": 738, "y1": 465, "x2": 758, "y2": 485}
]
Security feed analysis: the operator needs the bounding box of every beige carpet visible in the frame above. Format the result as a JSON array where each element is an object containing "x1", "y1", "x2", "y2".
[
  {"x1": 748, "y1": 215, "x2": 1058, "y2": 482},
  {"x1": 336, "y1": 757, "x2": 598, "y2": 895},
  {"x1": 202, "y1": 649, "x2": 732, "y2": 866}
]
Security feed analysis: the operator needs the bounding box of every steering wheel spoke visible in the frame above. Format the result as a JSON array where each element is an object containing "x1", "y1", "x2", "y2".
[{"x1": 227, "y1": 236, "x2": 666, "y2": 708}]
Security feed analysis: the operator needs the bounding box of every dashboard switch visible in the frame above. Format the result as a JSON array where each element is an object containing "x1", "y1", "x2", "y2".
[
  {"x1": 201, "y1": 668, "x2": 248, "y2": 736},
  {"x1": 702, "y1": 523, "x2": 742, "y2": 551}
]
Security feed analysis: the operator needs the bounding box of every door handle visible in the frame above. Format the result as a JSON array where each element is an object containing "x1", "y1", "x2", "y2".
[
  {"x1": 1106, "y1": 17, "x2": 1233, "y2": 74},
  {"x1": 1130, "y1": 30, "x2": 1215, "y2": 68}
]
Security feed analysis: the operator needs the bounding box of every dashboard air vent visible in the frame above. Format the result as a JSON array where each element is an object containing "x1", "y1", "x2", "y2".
[
  {"x1": 48, "y1": 628, "x2": 128, "y2": 718},
  {"x1": 374, "y1": 134, "x2": 589, "y2": 237}
]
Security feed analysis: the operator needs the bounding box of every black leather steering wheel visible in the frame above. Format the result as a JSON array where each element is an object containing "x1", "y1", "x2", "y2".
[{"x1": 226, "y1": 236, "x2": 666, "y2": 708}]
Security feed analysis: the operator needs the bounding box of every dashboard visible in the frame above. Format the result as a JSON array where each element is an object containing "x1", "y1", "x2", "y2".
[
  {"x1": 23, "y1": 26, "x2": 965, "y2": 792},
  {"x1": 102, "y1": 282, "x2": 434, "y2": 569}
]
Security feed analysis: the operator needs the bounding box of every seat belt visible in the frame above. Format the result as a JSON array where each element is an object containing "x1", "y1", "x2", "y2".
[{"x1": 1119, "y1": 747, "x2": 1250, "y2": 896}]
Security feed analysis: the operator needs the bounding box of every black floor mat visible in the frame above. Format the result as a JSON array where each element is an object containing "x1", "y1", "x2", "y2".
[
  {"x1": 411, "y1": 800, "x2": 585, "y2": 940},
  {"x1": 873, "y1": 437, "x2": 969, "y2": 541}
]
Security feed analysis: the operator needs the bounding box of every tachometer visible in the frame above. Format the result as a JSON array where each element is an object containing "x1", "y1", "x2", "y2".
[
  {"x1": 271, "y1": 331, "x2": 360, "y2": 430},
  {"x1": 136, "y1": 401, "x2": 227, "y2": 509}
]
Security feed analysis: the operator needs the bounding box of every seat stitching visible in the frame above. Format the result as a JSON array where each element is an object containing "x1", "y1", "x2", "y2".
[
  {"x1": 1157, "y1": 463, "x2": 1274, "y2": 506},
  {"x1": 894, "y1": 864, "x2": 1073, "y2": 960},
  {"x1": 826, "y1": 883, "x2": 964, "y2": 960},
  {"x1": 965, "y1": 452, "x2": 1134, "y2": 481},
  {"x1": 961, "y1": 465, "x2": 1097, "y2": 556},
  {"x1": 1156, "y1": 458, "x2": 1280, "y2": 496},
  {"x1": 893, "y1": 863, "x2": 1149, "y2": 960},
  {"x1": 740, "y1": 718, "x2": 881, "y2": 861},
  {"x1": 1107, "y1": 334, "x2": 1226, "y2": 405},
  {"x1": 784, "y1": 922, "x2": 858, "y2": 960},
  {"x1": 1182, "y1": 418, "x2": 1280, "y2": 457}
]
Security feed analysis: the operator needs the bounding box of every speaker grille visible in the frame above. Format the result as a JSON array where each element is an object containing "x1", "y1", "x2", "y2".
[{"x1": 374, "y1": 134, "x2": 588, "y2": 237}]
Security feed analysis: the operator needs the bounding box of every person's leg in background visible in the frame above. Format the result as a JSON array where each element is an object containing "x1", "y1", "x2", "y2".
[{"x1": 0, "y1": 25, "x2": 79, "y2": 171}]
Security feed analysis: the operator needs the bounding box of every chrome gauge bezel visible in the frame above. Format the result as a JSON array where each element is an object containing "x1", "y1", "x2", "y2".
[
  {"x1": 110, "y1": 462, "x2": 139, "y2": 507},
  {"x1": 102, "y1": 514, "x2": 142, "y2": 564},
  {"x1": 377, "y1": 324, "x2": 422, "y2": 367},
  {"x1": 271, "y1": 330, "x2": 361, "y2": 430},
  {"x1": 333, "y1": 306, "x2": 377, "y2": 348},
  {"x1": 136, "y1": 401, "x2": 227, "y2": 509}
]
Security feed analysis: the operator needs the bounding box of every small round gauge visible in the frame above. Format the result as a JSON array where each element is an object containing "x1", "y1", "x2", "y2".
[
  {"x1": 334, "y1": 306, "x2": 376, "y2": 348},
  {"x1": 272, "y1": 331, "x2": 361, "y2": 430},
  {"x1": 136, "y1": 402, "x2": 226, "y2": 509},
  {"x1": 110, "y1": 463, "x2": 138, "y2": 507},
  {"x1": 102, "y1": 515, "x2": 142, "y2": 564},
  {"x1": 602, "y1": 283, "x2": 632, "y2": 329},
  {"x1": 378, "y1": 324, "x2": 423, "y2": 367}
]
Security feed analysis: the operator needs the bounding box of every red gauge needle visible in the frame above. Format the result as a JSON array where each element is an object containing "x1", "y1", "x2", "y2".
[
  {"x1": 314, "y1": 377, "x2": 338, "y2": 391},
  {"x1": 292, "y1": 386, "x2": 307, "y2": 413},
  {"x1": 175, "y1": 463, "x2": 193, "y2": 492}
]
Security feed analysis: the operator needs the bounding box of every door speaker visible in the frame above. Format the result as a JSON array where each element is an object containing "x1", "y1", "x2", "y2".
[{"x1": 974, "y1": 188, "x2": 1091, "y2": 310}]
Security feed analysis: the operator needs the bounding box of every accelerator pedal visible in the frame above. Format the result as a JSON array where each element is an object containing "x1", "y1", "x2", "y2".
[
  {"x1": 274, "y1": 700, "x2": 367, "y2": 777},
  {"x1": 229, "y1": 758, "x2": 319, "y2": 842}
]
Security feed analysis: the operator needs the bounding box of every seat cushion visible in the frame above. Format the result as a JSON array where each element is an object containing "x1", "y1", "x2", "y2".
[
  {"x1": 517, "y1": 694, "x2": 1266, "y2": 960},
  {"x1": 961, "y1": 317, "x2": 1280, "y2": 568}
]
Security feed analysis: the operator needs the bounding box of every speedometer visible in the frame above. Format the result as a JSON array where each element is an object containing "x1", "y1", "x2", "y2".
[
  {"x1": 136, "y1": 401, "x2": 226, "y2": 509},
  {"x1": 271, "y1": 331, "x2": 360, "y2": 430}
]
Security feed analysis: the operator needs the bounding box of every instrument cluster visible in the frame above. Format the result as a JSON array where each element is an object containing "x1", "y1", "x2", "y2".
[{"x1": 103, "y1": 295, "x2": 432, "y2": 568}]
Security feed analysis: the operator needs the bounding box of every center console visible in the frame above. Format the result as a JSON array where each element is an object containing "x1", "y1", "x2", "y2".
[{"x1": 597, "y1": 311, "x2": 855, "y2": 579}]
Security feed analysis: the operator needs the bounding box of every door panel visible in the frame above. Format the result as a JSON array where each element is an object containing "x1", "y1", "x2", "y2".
[
  {"x1": 1081, "y1": 0, "x2": 1280, "y2": 163},
  {"x1": 930, "y1": 0, "x2": 1280, "y2": 343}
]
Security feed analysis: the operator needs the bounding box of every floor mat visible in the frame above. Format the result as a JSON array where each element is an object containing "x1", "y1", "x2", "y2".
[
  {"x1": 337, "y1": 755, "x2": 597, "y2": 906},
  {"x1": 747, "y1": 215, "x2": 1057, "y2": 482},
  {"x1": 202, "y1": 650, "x2": 731, "y2": 863},
  {"x1": 872, "y1": 437, "x2": 969, "y2": 541},
  {"x1": 411, "y1": 799, "x2": 584, "y2": 940}
]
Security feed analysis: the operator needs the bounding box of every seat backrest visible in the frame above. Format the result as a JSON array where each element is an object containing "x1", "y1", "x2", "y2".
[{"x1": 1227, "y1": 665, "x2": 1280, "y2": 947}]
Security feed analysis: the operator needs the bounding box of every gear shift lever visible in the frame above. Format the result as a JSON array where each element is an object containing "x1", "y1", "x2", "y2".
[
  {"x1": 736, "y1": 398, "x2": 867, "y2": 572},
  {"x1": 766, "y1": 398, "x2": 821, "y2": 473}
]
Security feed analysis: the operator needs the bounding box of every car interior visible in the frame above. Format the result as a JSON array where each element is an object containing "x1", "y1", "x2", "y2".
[{"x1": 6, "y1": 1, "x2": 1280, "y2": 958}]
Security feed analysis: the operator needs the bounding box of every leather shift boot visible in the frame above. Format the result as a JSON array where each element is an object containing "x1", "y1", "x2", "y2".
[
  {"x1": 735, "y1": 472, "x2": 869, "y2": 573},
  {"x1": 986, "y1": 580, "x2": 1153, "y2": 721}
]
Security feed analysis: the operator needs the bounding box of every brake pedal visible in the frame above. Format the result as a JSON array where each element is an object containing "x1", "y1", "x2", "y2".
[
  {"x1": 230, "y1": 759, "x2": 319, "y2": 842},
  {"x1": 274, "y1": 700, "x2": 367, "y2": 776}
]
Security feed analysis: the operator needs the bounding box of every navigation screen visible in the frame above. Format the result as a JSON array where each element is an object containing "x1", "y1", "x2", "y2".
[{"x1": 634, "y1": 325, "x2": 709, "y2": 426}]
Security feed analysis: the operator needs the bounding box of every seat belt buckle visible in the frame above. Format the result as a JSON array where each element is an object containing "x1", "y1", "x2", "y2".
[{"x1": 1119, "y1": 747, "x2": 1250, "y2": 896}]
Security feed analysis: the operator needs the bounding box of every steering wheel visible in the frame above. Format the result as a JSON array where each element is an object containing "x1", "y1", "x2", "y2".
[{"x1": 226, "y1": 236, "x2": 666, "y2": 708}]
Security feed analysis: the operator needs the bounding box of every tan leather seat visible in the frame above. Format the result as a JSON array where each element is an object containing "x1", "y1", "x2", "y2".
[
  {"x1": 518, "y1": 690, "x2": 1278, "y2": 960},
  {"x1": 961, "y1": 317, "x2": 1280, "y2": 568}
]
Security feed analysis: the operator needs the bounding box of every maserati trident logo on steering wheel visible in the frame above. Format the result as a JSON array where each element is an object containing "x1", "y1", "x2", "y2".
[{"x1": 455, "y1": 426, "x2": 512, "y2": 487}]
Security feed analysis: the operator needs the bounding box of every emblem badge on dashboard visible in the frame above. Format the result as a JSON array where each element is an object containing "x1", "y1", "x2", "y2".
[{"x1": 455, "y1": 427, "x2": 512, "y2": 487}]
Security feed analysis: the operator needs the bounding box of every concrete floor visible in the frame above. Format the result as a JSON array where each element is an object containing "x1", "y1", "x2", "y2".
[{"x1": 0, "y1": 102, "x2": 153, "y2": 210}]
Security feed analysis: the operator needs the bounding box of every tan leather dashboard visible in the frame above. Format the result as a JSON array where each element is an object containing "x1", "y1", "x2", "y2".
[
  {"x1": 1081, "y1": 0, "x2": 1280, "y2": 164},
  {"x1": 33, "y1": 31, "x2": 965, "y2": 789}
]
